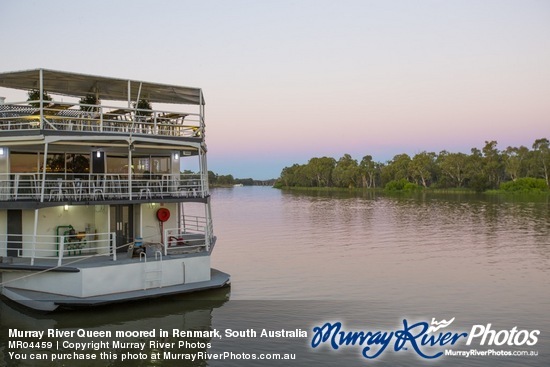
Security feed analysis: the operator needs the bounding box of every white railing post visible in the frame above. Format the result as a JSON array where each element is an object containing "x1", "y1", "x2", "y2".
[
  {"x1": 39, "y1": 69, "x2": 44, "y2": 130},
  {"x1": 164, "y1": 228, "x2": 168, "y2": 256},
  {"x1": 111, "y1": 232, "x2": 117, "y2": 261},
  {"x1": 99, "y1": 105, "x2": 103, "y2": 132},
  {"x1": 31, "y1": 235, "x2": 36, "y2": 266},
  {"x1": 204, "y1": 226, "x2": 210, "y2": 252},
  {"x1": 58, "y1": 236, "x2": 65, "y2": 266}
]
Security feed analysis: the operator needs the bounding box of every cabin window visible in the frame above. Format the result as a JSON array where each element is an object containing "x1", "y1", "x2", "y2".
[
  {"x1": 130, "y1": 155, "x2": 171, "y2": 177},
  {"x1": 10, "y1": 152, "x2": 91, "y2": 174},
  {"x1": 133, "y1": 157, "x2": 150, "y2": 174},
  {"x1": 152, "y1": 156, "x2": 170, "y2": 175},
  {"x1": 10, "y1": 152, "x2": 40, "y2": 173},
  {"x1": 107, "y1": 155, "x2": 129, "y2": 174},
  {"x1": 66, "y1": 153, "x2": 90, "y2": 174},
  {"x1": 105, "y1": 155, "x2": 172, "y2": 176},
  {"x1": 43, "y1": 153, "x2": 90, "y2": 174}
]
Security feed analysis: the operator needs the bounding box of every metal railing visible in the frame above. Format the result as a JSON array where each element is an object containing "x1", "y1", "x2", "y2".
[
  {"x1": 164, "y1": 215, "x2": 211, "y2": 255},
  {"x1": 0, "y1": 232, "x2": 116, "y2": 266},
  {"x1": 0, "y1": 101, "x2": 203, "y2": 138},
  {"x1": 0, "y1": 173, "x2": 207, "y2": 202}
]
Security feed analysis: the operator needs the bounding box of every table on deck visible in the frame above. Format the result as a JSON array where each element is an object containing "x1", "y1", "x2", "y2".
[
  {"x1": 103, "y1": 108, "x2": 133, "y2": 132},
  {"x1": 154, "y1": 112, "x2": 188, "y2": 136}
]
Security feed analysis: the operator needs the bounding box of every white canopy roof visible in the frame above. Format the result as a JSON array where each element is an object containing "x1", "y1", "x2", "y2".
[{"x1": 0, "y1": 68, "x2": 204, "y2": 105}]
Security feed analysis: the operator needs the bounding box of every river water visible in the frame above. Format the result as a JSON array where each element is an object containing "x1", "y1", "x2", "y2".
[{"x1": 1, "y1": 186, "x2": 549, "y2": 366}]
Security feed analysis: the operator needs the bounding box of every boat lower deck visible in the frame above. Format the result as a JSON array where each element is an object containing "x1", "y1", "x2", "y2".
[
  {"x1": 0, "y1": 240, "x2": 222, "y2": 311},
  {"x1": 0, "y1": 236, "x2": 211, "y2": 271}
]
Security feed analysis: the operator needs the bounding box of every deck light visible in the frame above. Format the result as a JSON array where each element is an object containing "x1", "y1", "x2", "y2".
[
  {"x1": 0, "y1": 147, "x2": 4, "y2": 156},
  {"x1": 64, "y1": 205, "x2": 69, "y2": 211},
  {"x1": 174, "y1": 152, "x2": 179, "y2": 160},
  {"x1": 96, "y1": 151, "x2": 101, "y2": 158}
]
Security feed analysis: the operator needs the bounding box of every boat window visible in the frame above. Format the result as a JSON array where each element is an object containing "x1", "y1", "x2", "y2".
[
  {"x1": 107, "y1": 155, "x2": 130, "y2": 174},
  {"x1": 66, "y1": 153, "x2": 90, "y2": 174},
  {"x1": 10, "y1": 152, "x2": 40, "y2": 173},
  {"x1": 151, "y1": 156, "x2": 170, "y2": 175},
  {"x1": 46, "y1": 153, "x2": 65, "y2": 173},
  {"x1": 130, "y1": 155, "x2": 171, "y2": 178}
]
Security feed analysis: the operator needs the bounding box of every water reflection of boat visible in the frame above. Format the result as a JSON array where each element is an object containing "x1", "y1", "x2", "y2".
[{"x1": 0, "y1": 288, "x2": 230, "y2": 367}]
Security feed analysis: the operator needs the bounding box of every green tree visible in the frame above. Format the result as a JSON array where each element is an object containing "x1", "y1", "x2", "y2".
[
  {"x1": 360, "y1": 155, "x2": 379, "y2": 188},
  {"x1": 235, "y1": 178, "x2": 254, "y2": 186},
  {"x1": 465, "y1": 148, "x2": 488, "y2": 191},
  {"x1": 275, "y1": 137, "x2": 550, "y2": 191},
  {"x1": 280, "y1": 164, "x2": 309, "y2": 187},
  {"x1": 482, "y1": 140, "x2": 504, "y2": 189},
  {"x1": 217, "y1": 174, "x2": 235, "y2": 185},
  {"x1": 332, "y1": 154, "x2": 360, "y2": 188},
  {"x1": 438, "y1": 151, "x2": 468, "y2": 188},
  {"x1": 208, "y1": 170, "x2": 218, "y2": 185},
  {"x1": 382, "y1": 153, "x2": 411, "y2": 184},
  {"x1": 502, "y1": 146, "x2": 529, "y2": 181},
  {"x1": 306, "y1": 157, "x2": 336, "y2": 187},
  {"x1": 532, "y1": 138, "x2": 550, "y2": 186},
  {"x1": 410, "y1": 151, "x2": 436, "y2": 188}
]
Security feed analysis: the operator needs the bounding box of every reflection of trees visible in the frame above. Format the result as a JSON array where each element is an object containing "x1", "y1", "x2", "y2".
[
  {"x1": 46, "y1": 154, "x2": 64, "y2": 172},
  {"x1": 67, "y1": 154, "x2": 90, "y2": 173},
  {"x1": 45, "y1": 154, "x2": 90, "y2": 173}
]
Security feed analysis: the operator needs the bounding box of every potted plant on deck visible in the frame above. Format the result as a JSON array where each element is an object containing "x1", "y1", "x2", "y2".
[
  {"x1": 79, "y1": 94, "x2": 100, "y2": 112},
  {"x1": 27, "y1": 89, "x2": 52, "y2": 108},
  {"x1": 133, "y1": 99, "x2": 152, "y2": 117}
]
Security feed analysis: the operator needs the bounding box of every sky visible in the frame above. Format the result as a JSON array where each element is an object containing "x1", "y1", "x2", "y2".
[{"x1": 1, "y1": 0, "x2": 549, "y2": 179}]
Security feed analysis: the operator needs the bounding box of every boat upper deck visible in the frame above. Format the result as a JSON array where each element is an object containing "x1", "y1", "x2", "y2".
[
  {"x1": 0, "y1": 102, "x2": 202, "y2": 140},
  {"x1": 0, "y1": 68, "x2": 205, "y2": 142}
]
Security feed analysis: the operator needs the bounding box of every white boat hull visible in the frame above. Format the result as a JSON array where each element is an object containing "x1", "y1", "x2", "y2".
[{"x1": 1, "y1": 268, "x2": 230, "y2": 311}]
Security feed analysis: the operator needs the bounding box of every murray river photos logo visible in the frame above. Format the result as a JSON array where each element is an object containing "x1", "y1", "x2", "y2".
[{"x1": 310, "y1": 318, "x2": 540, "y2": 360}]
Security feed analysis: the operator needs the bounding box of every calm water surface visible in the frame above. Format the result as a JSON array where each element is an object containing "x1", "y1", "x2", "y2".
[
  {"x1": 214, "y1": 188, "x2": 550, "y2": 305},
  {"x1": 1, "y1": 186, "x2": 548, "y2": 366}
]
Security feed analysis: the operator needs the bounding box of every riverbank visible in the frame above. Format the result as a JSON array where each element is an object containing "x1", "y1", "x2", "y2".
[{"x1": 274, "y1": 185, "x2": 550, "y2": 201}]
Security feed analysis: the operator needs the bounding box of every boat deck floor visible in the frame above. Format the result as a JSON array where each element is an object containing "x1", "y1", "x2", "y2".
[{"x1": 0, "y1": 248, "x2": 208, "y2": 272}]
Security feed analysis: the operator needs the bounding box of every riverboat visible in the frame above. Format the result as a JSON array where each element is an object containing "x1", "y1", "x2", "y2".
[{"x1": 0, "y1": 69, "x2": 230, "y2": 311}]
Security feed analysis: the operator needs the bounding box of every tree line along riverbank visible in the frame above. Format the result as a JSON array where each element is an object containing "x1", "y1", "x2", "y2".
[{"x1": 274, "y1": 139, "x2": 550, "y2": 194}]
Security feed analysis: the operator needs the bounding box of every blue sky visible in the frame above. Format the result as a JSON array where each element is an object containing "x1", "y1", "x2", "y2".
[{"x1": 1, "y1": 0, "x2": 549, "y2": 179}]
